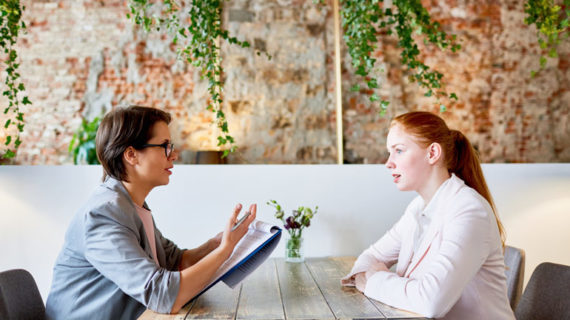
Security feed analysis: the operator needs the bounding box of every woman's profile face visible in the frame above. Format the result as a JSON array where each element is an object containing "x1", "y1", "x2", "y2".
[
  {"x1": 385, "y1": 124, "x2": 431, "y2": 192},
  {"x1": 135, "y1": 121, "x2": 177, "y2": 188}
]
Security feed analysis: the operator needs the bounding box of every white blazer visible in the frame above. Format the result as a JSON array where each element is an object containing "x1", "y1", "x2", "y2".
[{"x1": 343, "y1": 175, "x2": 515, "y2": 319}]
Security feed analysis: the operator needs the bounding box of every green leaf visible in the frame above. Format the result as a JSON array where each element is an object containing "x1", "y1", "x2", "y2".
[
  {"x1": 3, "y1": 149, "x2": 16, "y2": 159},
  {"x1": 548, "y1": 47, "x2": 557, "y2": 57},
  {"x1": 356, "y1": 66, "x2": 367, "y2": 76},
  {"x1": 367, "y1": 78, "x2": 378, "y2": 89}
]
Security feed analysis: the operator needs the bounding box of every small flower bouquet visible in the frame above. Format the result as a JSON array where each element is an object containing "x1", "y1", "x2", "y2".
[{"x1": 267, "y1": 199, "x2": 318, "y2": 262}]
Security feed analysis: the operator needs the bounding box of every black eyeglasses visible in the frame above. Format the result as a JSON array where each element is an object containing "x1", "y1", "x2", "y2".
[{"x1": 139, "y1": 142, "x2": 174, "y2": 158}]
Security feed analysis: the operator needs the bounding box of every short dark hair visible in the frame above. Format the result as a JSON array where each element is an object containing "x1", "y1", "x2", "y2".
[{"x1": 96, "y1": 105, "x2": 172, "y2": 182}]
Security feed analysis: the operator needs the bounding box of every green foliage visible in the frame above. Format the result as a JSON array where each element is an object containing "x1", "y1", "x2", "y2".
[
  {"x1": 341, "y1": 0, "x2": 461, "y2": 114},
  {"x1": 524, "y1": 0, "x2": 570, "y2": 75},
  {"x1": 1, "y1": 0, "x2": 31, "y2": 160},
  {"x1": 127, "y1": 0, "x2": 263, "y2": 157},
  {"x1": 267, "y1": 199, "x2": 319, "y2": 239},
  {"x1": 68, "y1": 117, "x2": 101, "y2": 165},
  {"x1": 124, "y1": 0, "x2": 568, "y2": 150}
]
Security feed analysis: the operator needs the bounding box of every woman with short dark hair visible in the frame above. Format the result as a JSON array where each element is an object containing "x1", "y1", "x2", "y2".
[{"x1": 46, "y1": 106, "x2": 256, "y2": 319}]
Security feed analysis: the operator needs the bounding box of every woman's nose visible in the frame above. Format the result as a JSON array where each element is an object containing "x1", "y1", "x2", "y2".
[
  {"x1": 170, "y1": 149, "x2": 179, "y2": 161},
  {"x1": 385, "y1": 156, "x2": 394, "y2": 169}
]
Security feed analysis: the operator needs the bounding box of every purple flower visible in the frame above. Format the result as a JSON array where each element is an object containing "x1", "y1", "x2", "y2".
[
  {"x1": 286, "y1": 216, "x2": 301, "y2": 229},
  {"x1": 285, "y1": 216, "x2": 294, "y2": 229}
]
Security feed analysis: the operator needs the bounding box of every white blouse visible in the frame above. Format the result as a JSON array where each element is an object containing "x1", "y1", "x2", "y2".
[{"x1": 342, "y1": 174, "x2": 515, "y2": 320}]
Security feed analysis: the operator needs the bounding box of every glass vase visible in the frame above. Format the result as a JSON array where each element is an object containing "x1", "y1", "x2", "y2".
[{"x1": 285, "y1": 234, "x2": 304, "y2": 263}]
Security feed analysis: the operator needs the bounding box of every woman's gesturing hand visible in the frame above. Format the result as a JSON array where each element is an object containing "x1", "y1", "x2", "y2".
[{"x1": 219, "y1": 203, "x2": 257, "y2": 258}]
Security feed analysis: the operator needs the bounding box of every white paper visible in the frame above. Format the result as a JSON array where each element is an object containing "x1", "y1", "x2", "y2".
[{"x1": 204, "y1": 220, "x2": 281, "y2": 290}]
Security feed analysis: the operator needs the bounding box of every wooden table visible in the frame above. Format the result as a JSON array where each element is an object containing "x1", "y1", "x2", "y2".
[{"x1": 139, "y1": 257, "x2": 428, "y2": 320}]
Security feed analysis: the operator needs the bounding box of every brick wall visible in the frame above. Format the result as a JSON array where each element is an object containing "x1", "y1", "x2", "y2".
[
  {"x1": 342, "y1": 0, "x2": 570, "y2": 163},
  {"x1": 2, "y1": 0, "x2": 568, "y2": 164}
]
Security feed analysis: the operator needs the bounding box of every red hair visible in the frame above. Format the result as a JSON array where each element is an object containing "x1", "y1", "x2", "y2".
[{"x1": 391, "y1": 111, "x2": 506, "y2": 248}]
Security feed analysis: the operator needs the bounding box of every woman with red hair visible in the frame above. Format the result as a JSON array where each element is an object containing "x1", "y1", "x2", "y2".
[{"x1": 342, "y1": 111, "x2": 514, "y2": 319}]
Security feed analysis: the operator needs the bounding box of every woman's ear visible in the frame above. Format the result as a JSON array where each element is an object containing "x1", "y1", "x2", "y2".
[
  {"x1": 427, "y1": 142, "x2": 442, "y2": 165},
  {"x1": 123, "y1": 146, "x2": 138, "y2": 166}
]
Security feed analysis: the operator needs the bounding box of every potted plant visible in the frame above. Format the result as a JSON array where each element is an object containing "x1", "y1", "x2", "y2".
[
  {"x1": 267, "y1": 199, "x2": 319, "y2": 263},
  {"x1": 68, "y1": 116, "x2": 101, "y2": 164}
]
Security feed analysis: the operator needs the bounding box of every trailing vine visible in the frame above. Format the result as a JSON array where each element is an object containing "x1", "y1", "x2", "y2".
[
  {"x1": 524, "y1": 0, "x2": 570, "y2": 76},
  {"x1": 124, "y1": 0, "x2": 567, "y2": 157},
  {"x1": 127, "y1": 0, "x2": 256, "y2": 157},
  {"x1": 1, "y1": 0, "x2": 31, "y2": 160},
  {"x1": 341, "y1": 0, "x2": 460, "y2": 114}
]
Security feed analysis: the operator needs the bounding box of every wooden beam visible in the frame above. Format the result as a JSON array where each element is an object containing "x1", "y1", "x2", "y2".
[{"x1": 333, "y1": 0, "x2": 344, "y2": 165}]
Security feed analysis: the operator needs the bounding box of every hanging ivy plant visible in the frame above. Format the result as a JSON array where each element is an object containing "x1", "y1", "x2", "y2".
[
  {"x1": 125, "y1": 0, "x2": 567, "y2": 157},
  {"x1": 524, "y1": 0, "x2": 570, "y2": 76},
  {"x1": 341, "y1": 0, "x2": 460, "y2": 114},
  {"x1": 127, "y1": 0, "x2": 261, "y2": 157},
  {"x1": 1, "y1": 0, "x2": 31, "y2": 160}
]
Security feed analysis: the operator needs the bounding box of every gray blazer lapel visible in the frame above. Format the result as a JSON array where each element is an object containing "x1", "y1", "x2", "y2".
[{"x1": 102, "y1": 177, "x2": 156, "y2": 262}]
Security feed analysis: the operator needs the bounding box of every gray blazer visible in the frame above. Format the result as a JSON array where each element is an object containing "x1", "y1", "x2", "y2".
[{"x1": 46, "y1": 177, "x2": 184, "y2": 320}]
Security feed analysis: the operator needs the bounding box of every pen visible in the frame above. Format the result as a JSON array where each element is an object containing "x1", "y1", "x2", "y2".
[{"x1": 231, "y1": 211, "x2": 251, "y2": 231}]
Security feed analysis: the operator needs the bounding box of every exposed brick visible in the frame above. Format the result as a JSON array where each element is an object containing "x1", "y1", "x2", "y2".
[{"x1": 1, "y1": 0, "x2": 568, "y2": 164}]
